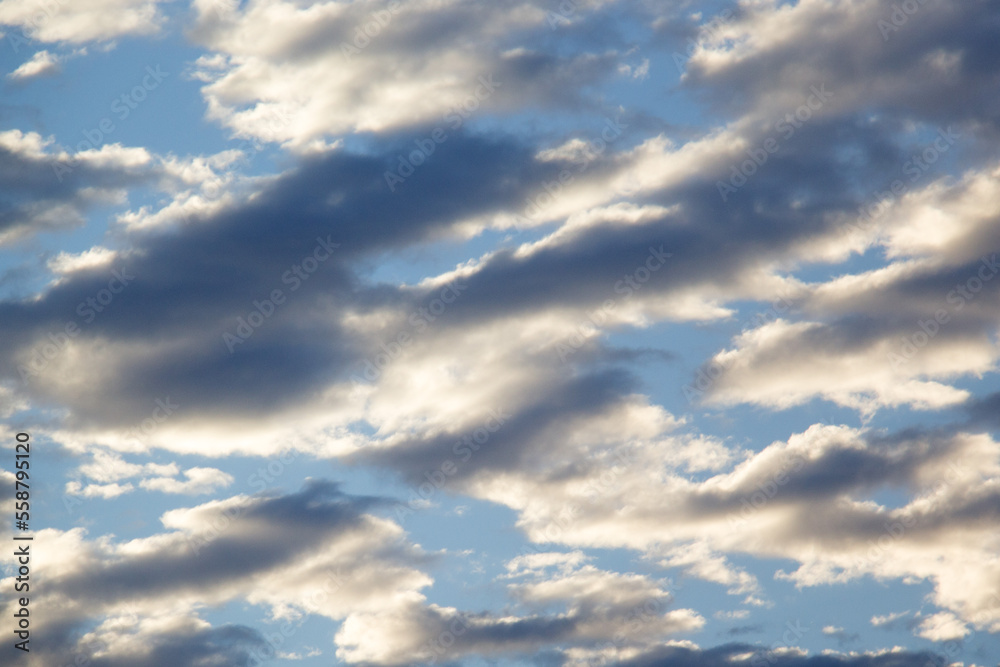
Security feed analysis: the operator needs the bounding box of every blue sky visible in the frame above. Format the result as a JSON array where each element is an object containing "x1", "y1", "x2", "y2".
[{"x1": 2, "y1": 1, "x2": 1000, "y2": 666}]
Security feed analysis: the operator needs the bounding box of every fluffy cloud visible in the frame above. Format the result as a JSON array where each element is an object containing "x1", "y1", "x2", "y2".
[
  {"x1": 138, "y1": 467, "x2": 234, "y2": 495},
  {"x1": 684, "y1": 0, "x2": 1000, "y2": 128},
  {"x1": 188, "y1": 0, "x2": 628, "y2": 145},
  {"x1": 6, "y1": 49, "x2": 60, "y2": 80},
  {"x1": 0, "y1": 0, "x2": 166, "y2": 46},
  {"x1": 914, "y1": 612, "x2": 970, "y2": 642},
  {"x1": 0, "y1": 481, "x2": 434, "y2": 665},
  {"x1": 0, "y1": 130, "x2": 246, "y2": 246},
  {"x1": 602, "y1": 642, "x2": 949, "y2": 667},
  {"x1": 337, "y1": 551, "x2": 703, "y2": 665},
  {"x1": 2, "y1": 0, "x2": 1000, "y2": 663}
]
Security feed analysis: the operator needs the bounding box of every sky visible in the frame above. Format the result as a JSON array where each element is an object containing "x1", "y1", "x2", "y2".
[{"x1": 1, "y1": 0, "x2": 1000, "y2": 665}]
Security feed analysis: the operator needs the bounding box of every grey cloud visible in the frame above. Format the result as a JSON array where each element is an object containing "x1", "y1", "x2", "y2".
[
  {"x1": 81, "y1": 624, "x2": 270, "y2": 667},
  {"x1": 0, "y1": 133, "x2": 565, "y2": 426},
  {"x1": 0, "y1": 481, "x2": 430, "y2": 666},
  {"x1": 684, "y1": 0, "x2": 1000, "y2": 130},
  {"x1": 53, "y1": 480, "x2": 389, "y2": 603},
  {"x1": 606, "y1": 642, "x2": 948, "y2": 667},
  {"x1": 0, "y1": 137, "x2": 151, "y2": 243},
  {"x1": 356, "y1": 368, "x2": 640, "y2": 485}
]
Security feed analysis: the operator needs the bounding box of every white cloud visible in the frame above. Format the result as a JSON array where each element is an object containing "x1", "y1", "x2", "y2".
[
  {"x1": 871, "y1": 611, "x2": 910, "y2": 627},
  {"x1": 336, "y1": 556, "x2": 703, "y2": 666},
  {"x1": 915, "y1": 612, "x2": 970, "y2": 642},
  {"x1": 7, "y1": 49, "x2": 59, "y2": 80},
  {"x1": 0, "y1": 0, "x2": 166, "y2": 45},
  {"x1": 65, "y1": 480, "x2": 135, "y2": 499},
  {"x1": 189, "y1": 0, "x2": 623, "y2": 145},
  {"x1": 0, "y1": 485, "x2": 437, "y2": 665},
  {"x1": 139, "y1": 467, "x2": 234, "y2": 495}
]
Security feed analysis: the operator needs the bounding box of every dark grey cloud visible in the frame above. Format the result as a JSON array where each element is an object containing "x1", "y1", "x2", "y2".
[
  {"x1": 659, "y1": 425, "x2": 1000, "y2": 542},
  {"x1": 4, "y1": 3, "x2": 1000, "y2": 663},
  {"x1": 0, "y1": 480, "x2": 432, "y2": 666},
  {"x1": 0, "y1": 136, "x2": 151, "y2": 243},
  {"x1": 966, "y1": 391, "x2": 1000, "y2": 430},
  {"x1": 404, "y1": 119, "x2": 977, "y2": 336},
  {"x1": 52, "y1": 480, "x2": 393, "y2": 603},
  {"x1": 606, "y1": 642, "x2": 948, "y2": 667},
  {"x1": 2, "y1": 105, "x2": 988, "y2": 435},
  {"x1": 0, "y1": 619, "x2": 270, "y2": 667},
  {"x1": 74, "y1": 624, "x2": 269, "y2": 667},
  {"x1": 0, "y1": 133, "x2": 568, "y2": 425},
  {"x1": 683, "y1": 0, "x2": 1000, "y2": 131},
  {"x1": 357, "y1": 368, "x2": 639, "y2": 484}
]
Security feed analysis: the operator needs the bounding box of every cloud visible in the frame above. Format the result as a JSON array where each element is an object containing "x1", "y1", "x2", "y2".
[
  {"x1": 697, "y1": 317, "x2": 982, "y2": 414},
  {"x1": 7, "y1": 49, "x2": 60, "y2": 80},
  {"x1": 65, "y1": 480, "x2": 135, "y2": 499},
  {"x1": 914, "y1": 612, "x2": 970, "y2": 642},
  {"x1": 3, "y1": 479, "x2": 712, "y2": 666},
  {"x1": 2, "y1": 2, "x2": 1000, "y2": 664},
  {"x1": 77, "y1": 449, "x2": 178, "y2": 483},
  {"x1": 447, "y1": 418, "x2": 1000, "y2": 631},
  {"x1": 870, "y1": 611, "x2": 912, "y2": 630},
  {"x1": 823, "y1": 625, "x2": 860, "y2": 646},
  {"x1": 683, "y1": 0, "x2": 1000, "y2": 129},
  {"x1": 336, "y1": 552, "x2": 703, "y2": 665},
  {"x1": 0, "y1": 130, "x2": 242, "y2": 246},
  {"x1": 139, "y1": 467, "x2": 234, "y2": 495},
  {"x1": 655, "y1": 542, "x2": 764, "y2": 606},
  {"x1": 0, "y1": 481, "x2": 435, "y2": 665},
  {"x1": 0, "y1": 0, "x2": 166, "y2": 46},
  {"x1": 64, "y1": 617, "x2": 271, "y2": 667},
  {"x1": 188, "y1": 0, "x2": 626, "y2": 145},
  {"x1": 602, "y1": 642, "x2": 951, "y2": 667},
  {"x1": 715, "y1": 610, "x2": 750, "y2": 621}
]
